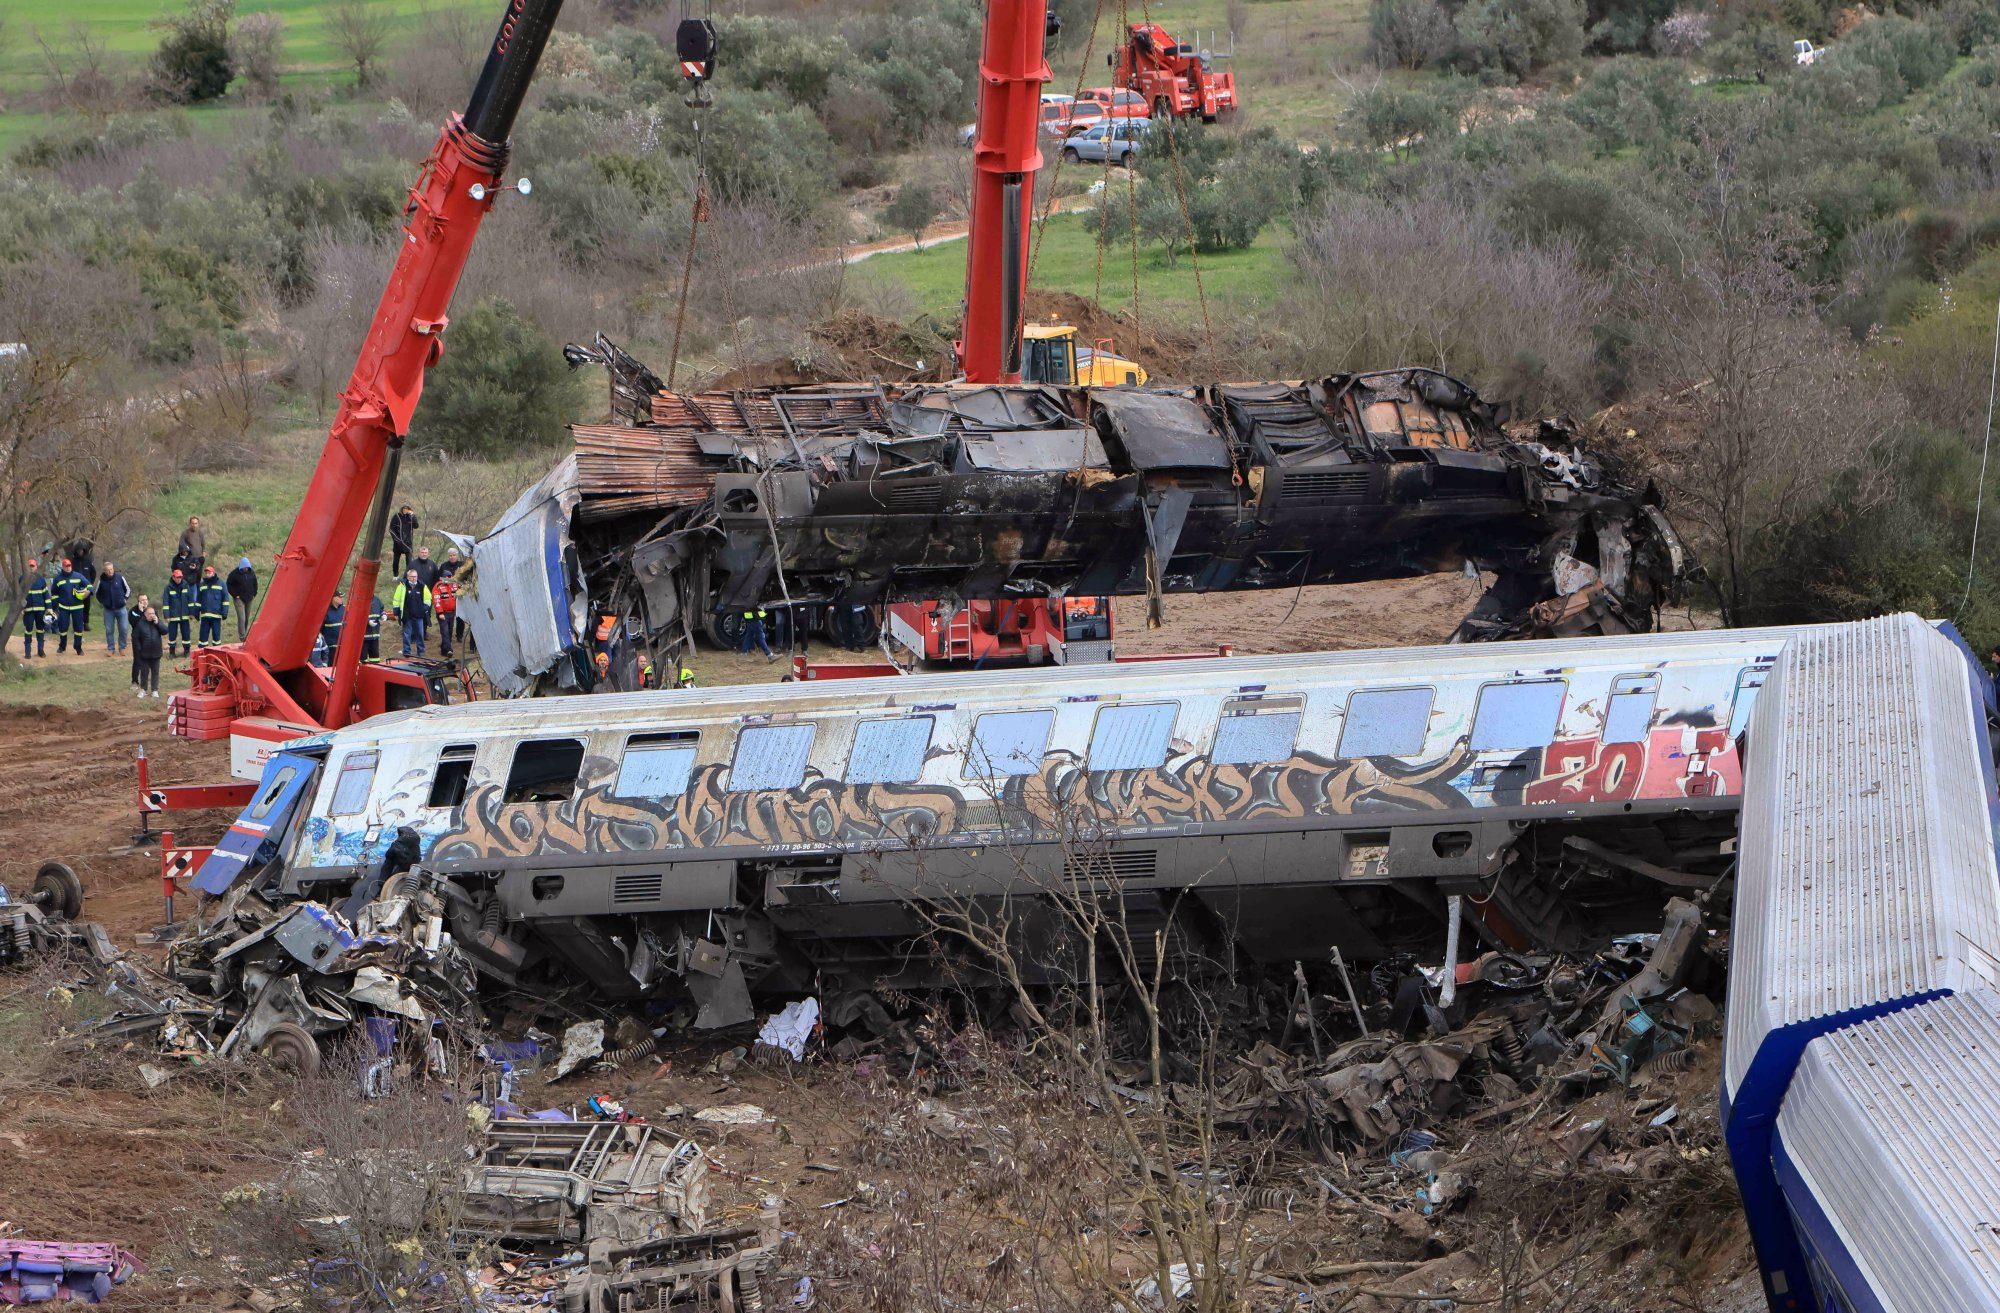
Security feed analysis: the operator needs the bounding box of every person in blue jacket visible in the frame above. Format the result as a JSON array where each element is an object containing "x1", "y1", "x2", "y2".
[
  {"x1": 161, "y1": 569, "x2": 194, "y2": 657},
  {"x1": 194, "y1": 565, "x2": 228, "y2": 647},
  {"x1": 20, "y1": 559, "x2": 47, "y2": 658}
]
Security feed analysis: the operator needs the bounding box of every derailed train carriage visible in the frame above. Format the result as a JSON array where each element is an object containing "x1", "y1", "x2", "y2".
[{"x1": 197, "y1": 626, "x2": 1814, "y2": 1023}]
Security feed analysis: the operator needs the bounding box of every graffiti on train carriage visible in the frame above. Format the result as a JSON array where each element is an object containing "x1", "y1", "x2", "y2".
[{"x1": 381, "y1": 727, "x2": 1735, "y2": 866}]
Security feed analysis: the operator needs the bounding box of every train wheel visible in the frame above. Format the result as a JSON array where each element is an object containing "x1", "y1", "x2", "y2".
[
  {"x1": 258, "y1": 1023, "x2": 322, "y2": 1076},
  {"x1": 33, "y1": 861, "x2": 84, "y2": 921},
  {"x1": 830, "y1": 605, "x2": 880, "y2": 650}
]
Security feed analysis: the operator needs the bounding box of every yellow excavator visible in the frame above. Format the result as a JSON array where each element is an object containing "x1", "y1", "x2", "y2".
[{"x1": 1019, "y1": 321, "x2": 1149, "y2": 386}]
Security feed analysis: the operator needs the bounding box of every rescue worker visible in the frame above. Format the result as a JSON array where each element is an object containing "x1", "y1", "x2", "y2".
[
  {"x1": 20, "y1": 559, "x2": 47, "y2": 658},
  {"x1": 432, "y1": 572, "x2": 458, "y2": 658},
  {"x1": 593, "y1": 651, "x2": 612, "y2": 686},
  {"x1": 439, "y1": 547, "x2": 467, "y2": 648},
  {"x1": 127, "y1": 594, "x2": 150, "y2": 687},
  {"x1": 676, "y1": 664, "x2": 697, "y2": 689},
  {"x1": 53, "y1": 558, "x2": 90, "y2": 654},
  {"x1": 321, "y1": 591, "x2": 347, "y2": 659},
  {"x1": 226, "y1": 556, "x2": 258, "y2": 641},
  {"x1": 96, "y1": 562, "x2": 129, "y2": 655},
  {"x1": 738, "y1": 606, "x2": 772, "y2": 659},
  {"x1": 393, "y1": 570, "x2": 431, "y2": 657},
  {"x1": 195, "y1": 565, "x2": 228, "y2": 647},
  {"x1": 161, "y1": 569, "x2": 194, "y2": 657},
  {"x1": 363, "y1": 595, "x2": 383, "y2": 662},
  {"x1": 173, "y1": 515, "x2": 205, "y2": 580},
  {"x1": 70, "y1": 542, "x2": 94, "y2": 634},
  {"x1": 389, "y1": 504, "x2": 418, "y2": 578},
  {"x1": 131, "y1": 604, "x2": 164, "y2": 698}
]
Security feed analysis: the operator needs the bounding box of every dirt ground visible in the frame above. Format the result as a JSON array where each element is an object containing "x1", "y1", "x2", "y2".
[{"x1": 0, "y1": 578, "x2": 1759, "y2": 1309}]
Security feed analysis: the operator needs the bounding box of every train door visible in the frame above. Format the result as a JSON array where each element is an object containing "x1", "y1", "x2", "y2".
[{"x1": 194, "y1": 751, "x2": 325, "y2": 895}]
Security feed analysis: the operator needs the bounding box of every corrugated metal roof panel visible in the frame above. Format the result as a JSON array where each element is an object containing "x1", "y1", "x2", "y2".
[
  {"x1": 1777, "y1": 988, "x2": 2000, "y2": 1312},
  {"x1": 1725, "y1": 613, "x2": 2000, "y2": 1096}
]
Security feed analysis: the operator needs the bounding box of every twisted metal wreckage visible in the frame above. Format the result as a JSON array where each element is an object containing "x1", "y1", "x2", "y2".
[{"x1": 458, "y1": 338, "x2": 1689, "y2": 694}]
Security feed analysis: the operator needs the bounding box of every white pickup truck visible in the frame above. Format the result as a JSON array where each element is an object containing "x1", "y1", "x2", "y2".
[{"x1": 1793, "y1": 38, "x2": 1821, "y2": 65}]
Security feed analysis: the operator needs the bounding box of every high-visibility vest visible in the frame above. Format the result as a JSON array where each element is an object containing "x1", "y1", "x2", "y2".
[{"x1": 742, "y1": 608, "x2": 767, "y2": 621}]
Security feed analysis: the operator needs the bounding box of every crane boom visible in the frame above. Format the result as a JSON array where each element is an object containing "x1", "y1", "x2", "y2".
[
  {"x1": 961, "y1": 0, "x2": 1054, "y2": 384},
  {"x1": 180, "y1": 0, "x2": 566, "y2": 735}
]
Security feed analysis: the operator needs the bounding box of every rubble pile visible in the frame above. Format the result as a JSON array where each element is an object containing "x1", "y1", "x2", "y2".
[
  {"x1": 1217, "y1": 900, "x2": 1719, "y2": 1163},
  {"x1": 0, "y1": 1238, "x2": 139, "y2": 1306}
]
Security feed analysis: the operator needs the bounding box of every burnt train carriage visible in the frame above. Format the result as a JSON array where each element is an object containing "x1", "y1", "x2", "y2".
[{"x1": 212, "y1": 627, "x2": 1812, "y2": 1016}]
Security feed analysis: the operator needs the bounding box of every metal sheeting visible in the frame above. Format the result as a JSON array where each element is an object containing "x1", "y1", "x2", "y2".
[
  {"x1": 1777, "y1": 989, "x2": 2000, "y2": 1312},
  {"x1": 462, "y1": 456, "x2": 586, "y2": 697},
  {"x1": 1091, "y1": 390, "x2": 1231, "y2": 469},
  {"x1": 1724, "y1": 612, "x2": 2000, "y2": 1098},
  {"x1": 571, "y1": 424, "x2": 722, "y2": 521}
]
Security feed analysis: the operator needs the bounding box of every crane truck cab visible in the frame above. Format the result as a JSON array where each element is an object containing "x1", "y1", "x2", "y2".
[{"x1": 1020, "y1": 323, "x2": 1147, "y2": 387}]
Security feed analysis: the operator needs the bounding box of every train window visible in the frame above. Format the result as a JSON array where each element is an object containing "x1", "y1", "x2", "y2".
[
  {"x1": 730, "y1": 724, "x2": 816, "y2": 792},
  {"x1": 249, "y1": 765, "x2": 301, "y2": 821},
  {"x1": 329, "y1": 750, "x2": 379, "y2": 816},
  {"x1": 1470, "y1": 680, "x2": 1566, "y2": 751},
  {"x1": 1212, "y1": 696, "x2": 1303, "y2": 764},
  {"x1": 504, "y1": 738, "x2": 585, "y2": 804},
  {"x1": 1339, "y1": 688, "x2": 1434, "y2": 758},
  {"x1": 1729, "y1": 667, "x2": 1769, "y2": 736},
  {"x1": 847, "y1": 717, "x2": 935, "y2": 784},
  {"x1": 426, "y1": 744, "x2": 477, "y2": 809},
  {"x1": 614, "y1": 731, "x2": 701, "y2": 799},
  {"x1": 966, "y1": 709, "x2": 1054, "y2": 777},
  {"x1": 1602, "y1": 674, "x2": 1660, "y2": 745},
  {"x1": 1088, "y1": 702, "x2": 1178, "y2": 771}
]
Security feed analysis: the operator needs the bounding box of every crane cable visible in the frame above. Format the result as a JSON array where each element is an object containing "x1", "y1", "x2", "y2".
[
  {"x1": 1137, "y1": 0, "x2": 1213, "y2": 350},
  {"x1": 666, "y1": 120, "x2": 710, "y2": 393},
  {"x1": 1958, "y1": 284, "x2": 2000, "y2": 619},
  {"x1": 667, "y1": 0, "x2": 715, "y2": 392}
]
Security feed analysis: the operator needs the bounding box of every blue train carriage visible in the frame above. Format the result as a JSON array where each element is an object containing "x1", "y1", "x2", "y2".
[
  {"x1": 1722, "y1": 613, "x2": 2000, "y2": 1313},
  {"x1": 196, "y1": 626, "x2": 1804, "y2": 1014}
]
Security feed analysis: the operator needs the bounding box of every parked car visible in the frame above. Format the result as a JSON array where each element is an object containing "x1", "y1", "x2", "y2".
[
  {"x1": 1062, "y1": 118, "x2": 1151, "y2": 166},
  {"x1": 1052, "y1": 102, "x2": 1106, "y2": 137},
  {"x1": 1793, "y1": 38, "x2": 1820, "y2": 65},
  {"x1": 1078, "y1": 87, "x2": 1148, "y2": 119}
]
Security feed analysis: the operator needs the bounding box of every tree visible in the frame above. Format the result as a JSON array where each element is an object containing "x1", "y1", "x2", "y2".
[
  {"x1": 0, "y1": 260, "x2": 160, "y2": 650},
  {"x1": 1622, "y1": 226, "x2": 1902, "y2": 623},
  {"x1": 1369, "y1": 0, "x2": 1457, "y2": 69},
  {"x1": 230, "y1": 11, "x2": 285, "y2": 103},
  {"x1": 320, "y1": 0, "x2": 394, "y2": 89},
  {"x1": 410, "y1": 299, "x2": 586, "y2": 458},
  {"x1": 883, "y1": 182, "x2": 939, "y2": 249},
  {"x1": 1453, "y1": 0, "x2": 1586, "y2": 79},
  {"x1": 148, "y1": 0, "x2": 235, "y2": 105}
]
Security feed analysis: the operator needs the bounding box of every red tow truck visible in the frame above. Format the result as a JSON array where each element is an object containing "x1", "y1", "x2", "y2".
[
  {"x1": 1108, "y1": 21, "x2": 1238, "y2": 122},
  {"x1": 885, "y1": 597, "x2": 1115, "y2": 666}
]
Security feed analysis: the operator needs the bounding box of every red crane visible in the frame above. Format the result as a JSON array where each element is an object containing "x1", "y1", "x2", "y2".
[
  {"x1": 168, "y1": 0, "x2": 568, "y2": 765},
  {"x1": 959, "y1": 0, "x2": 1057, "y2": 385}
]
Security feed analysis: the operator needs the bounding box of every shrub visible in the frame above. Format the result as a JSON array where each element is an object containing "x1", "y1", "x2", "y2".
[
  {"x1": 1819, "y1": 13, "x2": 1956, "y2": 104},
  {"x1": 149, "y1": 0, "x2": 236, "y2": 105},
  {"x1": 412, "y1": 299, "x2": 586, "y2": 458},
  {"x1": 1454, "y1": 0, "x2": 1588, "y2": 78},
  {"x1": 1368, "y1": 0, "x2": 1458, "y2": 69},
  {"x1": 1703, "y1": 27, "x2": 1791, "y2": 82},
  {"x1": 1585, "y1": 0, "x2": 1674, "y2": 54},
  {"x1": 884, "y1": 182, "x2": 940, "y2": 247},
  {"x1": 1652, "y1": 10, "x2": 1713, "y2": 56},
  {"x1": 1563, "y1": 56, "x2": 1690, "y2": 153}
]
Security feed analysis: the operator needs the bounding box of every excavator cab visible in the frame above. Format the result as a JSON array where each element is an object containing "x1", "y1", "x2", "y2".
[{"x1": 1020, "y1": 323, "x2": 1148, "y2": 387}]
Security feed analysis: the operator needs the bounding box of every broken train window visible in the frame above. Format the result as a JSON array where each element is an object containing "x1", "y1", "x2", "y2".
[
  {"x1": 503, "y1": 738, "x2": 585, "y2": 805},
  {"x1": 250, "y1": 764, "x2": 302, "y2": 821},
  {"x1": 1087, "y1": 702, "x2": 1178, "y2": 771},
  {"x1": 1469, "y1": 680, "x2": 1567, "y2": 751},
  {"x1": 615, "y1": 731, "x2": 701, "y2": 799},
  {"x1": 965, "y1": 709, "x2": 1054, "y2": 777},
  {"x1": 1602, "y1": 675, "x2": 1661, "y2": 745},
  {"x1": 329, "y1": 750, "x2": 379, "y2": 816},
  {"x1": 426, "y1": 744, "x2": 477, "y2": 810},
  {"x1": 1338, "y1": 687, "x2": 1434, "y2": 758},
  {"x1": 846, "y1": 717, "x2": 935, "y2": 785},
  {"x1": 730, "y1": 724, "x2": 816, "y2": 792},
  {"x1": 1211, "y1": 695, "x2": 1303, "y2": 764}
]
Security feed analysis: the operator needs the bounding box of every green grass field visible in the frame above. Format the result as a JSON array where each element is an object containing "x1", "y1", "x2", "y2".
[
  {"x1": 0, "y1": 0, "x2": 483, "y2": 92},
  {"x1": 855, "y1": 211, "x2": 1289, "y2": 321}
]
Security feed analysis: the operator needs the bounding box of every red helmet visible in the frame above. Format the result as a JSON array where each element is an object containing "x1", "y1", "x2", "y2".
[
  {"x1": 172, "y1": 569, "x2": 184, "y2": 580},
  {"x1": 60, "y1": 558, "x2": 71, "y2": 569},
  {"x1": 25, "y1": 559, "x2": 35, "y2": 570}
]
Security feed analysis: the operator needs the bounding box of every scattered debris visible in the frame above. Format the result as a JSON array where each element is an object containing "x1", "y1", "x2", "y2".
[
  {"x1": 694, "y1": 1104, "x2": 772, "y2": 1126},
  {"x1": 0, "y1": 1241, "x2": 139, "y2": 1305},
  {"x1": 757, "y1": 997, "x2": 820, "y2": 1062},
  {"x1": 461, "y1": 1120, "x2": 711, "y2": 1250}
]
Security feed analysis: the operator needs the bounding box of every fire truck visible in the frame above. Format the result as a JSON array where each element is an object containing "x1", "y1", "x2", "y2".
[{"x1": 885, "y1": 596, "x2": 1115, "y2": 666}]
